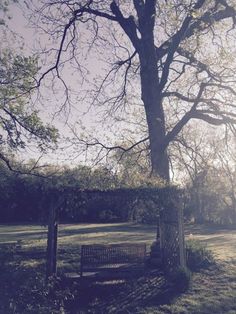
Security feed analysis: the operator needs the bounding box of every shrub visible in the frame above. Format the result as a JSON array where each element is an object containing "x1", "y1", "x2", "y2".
[
  {"x1": 169, "y1": 266, "x2": 192, "y2": 292},
  {"x1": 186, "y1": 239, "x2": 215, "y2": 271}
]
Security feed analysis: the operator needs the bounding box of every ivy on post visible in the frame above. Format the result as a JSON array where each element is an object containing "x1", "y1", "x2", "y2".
[{"x1": 159, "y1": 188, "x2": 186, "y2": 271}]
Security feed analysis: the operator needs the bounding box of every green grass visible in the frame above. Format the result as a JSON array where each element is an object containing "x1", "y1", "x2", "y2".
[{"x1": 1, "y1": 223, "x2": 236, "y2": 313}]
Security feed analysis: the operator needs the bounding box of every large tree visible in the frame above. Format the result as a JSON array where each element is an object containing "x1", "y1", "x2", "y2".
[{"x1": 29, "y1": 0, "x2": 236, "y2": 181}]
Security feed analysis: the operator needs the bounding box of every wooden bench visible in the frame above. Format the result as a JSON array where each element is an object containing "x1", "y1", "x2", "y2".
[{"x1": 80, "y1": 243, "x2": 147, "y2": 277}]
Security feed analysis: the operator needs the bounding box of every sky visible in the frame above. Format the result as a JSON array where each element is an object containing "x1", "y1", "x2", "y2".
[
  {"x1": 5, "y1": 1, "x2": 137, "y2": 169},
  {"x1": 9, "y1": 1, "x2": 157, "y2": 174}
]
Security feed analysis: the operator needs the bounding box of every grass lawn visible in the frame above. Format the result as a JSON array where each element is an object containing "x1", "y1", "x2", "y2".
[{"x1": 0, "y1": 223, "x2": 236, "y2": 313}]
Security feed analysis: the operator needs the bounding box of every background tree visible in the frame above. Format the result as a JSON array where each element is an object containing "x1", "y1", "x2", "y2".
[
  {"x1": 176, "y1": 129, "x2": 236, "y2": 224},
  {"x1": 0, "y1": 0, "x2": 58, "y2": 173}
]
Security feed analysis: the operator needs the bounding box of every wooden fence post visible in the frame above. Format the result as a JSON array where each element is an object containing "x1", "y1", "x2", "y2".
[
  {"x1": 178, "y1": 207, "x2": 186, "y2": 268},
  {"x1": 46, "y1": 200, "x2": 58, "y2": 279}
]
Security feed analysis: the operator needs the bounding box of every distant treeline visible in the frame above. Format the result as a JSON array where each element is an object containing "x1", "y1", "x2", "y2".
[{"x1": 184, "y1": 166, "x2": 236, "y2": 226}]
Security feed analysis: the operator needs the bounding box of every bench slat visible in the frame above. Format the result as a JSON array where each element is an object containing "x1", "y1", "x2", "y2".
[{"x1": 80, "y1": 243, "x2": 146, "y2": 276}]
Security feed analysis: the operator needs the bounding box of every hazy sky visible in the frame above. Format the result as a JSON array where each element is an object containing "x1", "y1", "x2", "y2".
[
  {"x1": 5, "y1": 3, "x2": 109, "y2": 166},
  {"x1": 5, "y1": 2, "x2": 143, "y2": 169}
]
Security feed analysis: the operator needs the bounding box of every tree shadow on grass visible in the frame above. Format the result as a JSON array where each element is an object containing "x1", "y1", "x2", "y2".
[{"x1": 64, "y1": 268, "x2": 183, "y2": 314}]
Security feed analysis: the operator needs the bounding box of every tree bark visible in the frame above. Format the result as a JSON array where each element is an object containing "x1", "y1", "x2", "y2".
[
  {"x1": 139, "y1": 57, "x2": 169, "y2": 181},
  {"x1": 137, "y1": 5, "x2": 170, "y2": 181}
]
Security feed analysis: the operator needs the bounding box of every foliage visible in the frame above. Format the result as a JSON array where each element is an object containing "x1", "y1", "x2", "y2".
[
  {"x1": 168, "y1": 266, "x2": 192, "y2": 293},
  {"x1": 0, "y1": 244, "x2": 74, "y2": 314},
  {"x1": 0, "y1": 160, "x2": 181, "y2": 223},
  {"x1": 0, "y1": 50, "x2": 58, "y2": 155},
  {"x1": 50, "y1": 165, "x2": 120, "y2": 190},
  {"x1": 132, "y1": 199, "x2": 159, "y2": 224},
  {"x1": 0, "y1": 2, "x2": 58, "y2": 171},
  {"x1": 185, "y1": 165, "x2": 236, "y2": 225},
  {"x1": 186, "y1": 239, "x2": 215, "y2": 271},
  {"x1": 0, "y1": 163, "x2": 46, "y2": 222},
  {"x1": 0, "y1": 0, "x2": 18, "y2": 25}
]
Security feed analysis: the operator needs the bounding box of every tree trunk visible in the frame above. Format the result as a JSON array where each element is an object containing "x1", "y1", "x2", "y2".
[
  {"x1": 111, "y1": 0, "x2": 169, "y2": 181},
  {"x1": 138, "y1": 28, "x2": 169, "y2": 181}
]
